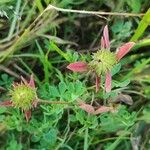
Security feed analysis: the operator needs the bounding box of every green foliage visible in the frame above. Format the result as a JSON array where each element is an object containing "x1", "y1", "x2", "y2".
[
  {"x1": 100, "y1": 106, "x2": 136, "y2": 132},
  {"x1": 0, "y1": 0, "x2": 150, "y2": 149},
  {"x1": 0, "y1": 74, "x2": 14, "y2": 89},
  {"x1": 6, "y1": 138, "x2": 22, "y2": 150},
  {"x1": 75, "y1": 110, "x2": 98, "y2": 129},
  {"x1": 39, "y1": 128, "x2": 58, "y2": 148},
  {"x1": 39, "y1": 80, "x2": 87, "y2": 101},
  {"x1": 125, "y1": 0, "x2": 142, "y2": 13},
  {"x1": 111, "y1": 20, "x2": 132, "y2": 41},
  {"x1": 138, "y1": 106, "x2": 150, "y2": 123}
]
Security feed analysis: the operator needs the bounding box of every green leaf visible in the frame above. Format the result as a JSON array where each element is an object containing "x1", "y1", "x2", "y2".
[
  {"x1": 111, "y1": 63, "x2": 121, "y2": 76},
  {"x1": 111, "y1": 20, "x2": 132, "y2": 40},
  {"x1": 126, "y1": 0, "x2": 141, "y2": 13},
  {"x1": 31, "y1": 135, "x2": 41, "y2": 142},
  {"x1": 6, "y1": 139, "x2": 22, "y2": 150},
  {"x1": 100, "y1": 106, "x2": 136, "y2": 132},
  {"x1": 49, "y1": 86, "x2": 60, "y2": 97},
  {"x1": 58, "y1": 82, "x2": 67, "y2": 95},
  {"x1": 117, "y1": 79, "x2": 130, "y2": 88},
  {"x1": 0, "y1": 107, "x2": 7, "y2": 114},
  {"x1": 40, "y1": 128, "x2": 58, "y2": 147},
  {"x1": 66, "y1": 50, "x2": 79, "y2": 62},
  {"x1": 0, "y1": 73, "x2": 14, "y2": 89},
  {"x1": 138, "y1": 107, "x2": 150, "y2": 123},
  {"x1": 130, "y1": 8, "x2": 150, "y2": 42},
  {"x1": 50, "y1": 41, "x2": 70, "y2": 62},
  {"x1": 39, "y1": 83, "x2": 59, "y2": 99}
]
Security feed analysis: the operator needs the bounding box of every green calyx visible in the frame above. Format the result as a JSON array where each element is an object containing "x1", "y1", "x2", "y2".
[
  {"x1": 89, "y1": 49, "x2": 117, "y2": 75},
  {"x1": 10, "y1": 84, "x2": 37, "y2": 110}
]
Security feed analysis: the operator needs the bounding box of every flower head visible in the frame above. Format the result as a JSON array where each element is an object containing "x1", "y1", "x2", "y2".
[
  {"x1": 67, "y1": 25, "x2": 135, "y2": 93},
  {"x1": 0, "y1": 75, "x2": 38, "y2": 122},
  {"x1": 89, "y1": 49, "x2": 117, "y2": 75},
  {"x1": 10, "y1": 82, "x2": 37, "y2": 110}
]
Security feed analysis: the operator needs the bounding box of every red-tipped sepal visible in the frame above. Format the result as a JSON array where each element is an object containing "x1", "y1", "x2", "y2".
[
  {"x1": 29, "y1": 74, "x2": 35, "y2": 88},
  {"x1": 105, "y1": 71, "x2": 112, "y2": 93},
  {"x1": 101, "y1": 36, "x2": 105, "y2": 49},
  {"x1": 94, "y1": 106, "x2": 114, "y2": 114},
  {"x1": 116, "y1": 42, "x2": 135, "y2": 61},
  {"x1": 0, "y1": 100, "x2": 13, "y2": 107},
  {"x1": 32, "y1": 100, "x2": 38, "y2": 108},
  {"x1": 96, "y1": 75, "x2": 101, "y2": 93},
  {"x1": 24, "y1": 109, "x2": 31, "y2": 122},
  {"x1": 103, "y1": 25, "x2": 110, "y2": 49},
  {"x1": 67, "y1": 62, "x2": 88, "y2": 72},
  {"x1": 78, "y1": 102, "x2": 95, "y2": 114}
]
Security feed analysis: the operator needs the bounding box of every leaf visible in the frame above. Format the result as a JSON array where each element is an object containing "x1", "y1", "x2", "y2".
[
  {"x1": 40, "y1": 128, "x2": 58, "y2": 147},
  {"x1": 41, "y1": 35, "x2": 78, "y2": 45},
  {"x1": 126, "y1": 0, "x2": 141, "y2": 13},
  {"x1": 75, "y1": 110, "x2": 98, "y2": 128},
  {"x1": 68, "y1": 82, "x2": 75, "y2": 93},
  {"x1": 50, "y1": 41, "x2": 70, "y2": 61},
  {"x1": 111, "y1": 63, "x2": 121, "y2": 76},
  {"x1": 39, "y1": 83, "x2": 60, "y2": 99},
  {"x1": 44, "y1": 129, "x2": 57, "y2": 144},
  {"x1": 69, "y1": 114, "x2": 77, "y2": 122},
  {"x1": 130, "y1": 8, "x2": 150, "y2": 42},
  {"x1": 75, "y1": 81, "x2": 86, "y2": 95},
  {"x1": 138, "y1": 107, "x2": 150, "y2": 123},
  {"x1": 0, "y1": 73, "x2": 14, "y2": 89},
  {"x1": 6, "y1": 139, "x2": 22, "y2": 150},
  {"x1": 122, "y1": 58, "x2": 150, "y2": 81},
  {"x1": 0, "y1": 107, "x2": 7, "y2": 114},
  {"x1": 66, "y1": 50, "x2": 79, "y2": 62},
  {"x1": 31, "y1": 135, "x2": 41, "y2": 142},
  {"x1": 111, "y1": 21, "x2": 132, "y2": 40},
  {"x1": 115, "y1": 79, "x2": 130, "y2": 88},
  {"x1": 49, "y1": 86, "x2": 60, "y2": 97},
  {"x1": 58, "y1": 82, "x2": 67, "y2": 95},
  {"x1": 100, "y1": 106, "x2": 136, "y2": 132}
]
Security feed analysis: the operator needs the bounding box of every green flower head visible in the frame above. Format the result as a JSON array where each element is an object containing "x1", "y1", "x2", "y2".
[
  {"x1": 9, "y1": 76, "x2": 37, "y2": 110},
  {"x1": 89, "y1": 49, "x2": 117, "y2": 75}
]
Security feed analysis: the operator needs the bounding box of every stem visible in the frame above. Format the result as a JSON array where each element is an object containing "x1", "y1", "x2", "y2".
[
  {"x1": 93, "y1": 137, "x2": 130, "y2": 145},
  {"x1": 84, "y1": 128, "x2": 89, "y2": 150},
  {"x1": 38, "y1": 99, "x2": 71, "y2": 105},
  {"x1": 132, "y1": 39, "x2": 150, "y2": 50},
  {"x1": 46, "y1": 4, "x2": 144, "y2": 17},
  {"x1": 50, "y1": 41, "x2": 70, "y2": 62}
]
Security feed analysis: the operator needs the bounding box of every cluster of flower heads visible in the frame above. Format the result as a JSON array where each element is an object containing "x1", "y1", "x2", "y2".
[
  {"x1": 0, "y1": 25, "x2": 135, "y2": 122},
  {"x1": 67, "y1": 25, "x2": 135, "y2": 93},
  {"x1": 0, "y1": 74, "x2": 115, "y2": 122}
]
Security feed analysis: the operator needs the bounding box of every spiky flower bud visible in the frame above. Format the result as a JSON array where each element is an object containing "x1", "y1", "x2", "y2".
[
  {"x1": 89, "y1": 49, "x2": 117, "y2": 76},
  {"x1": 9, "y1": 83, "x2": 37, "y2": 110}
]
